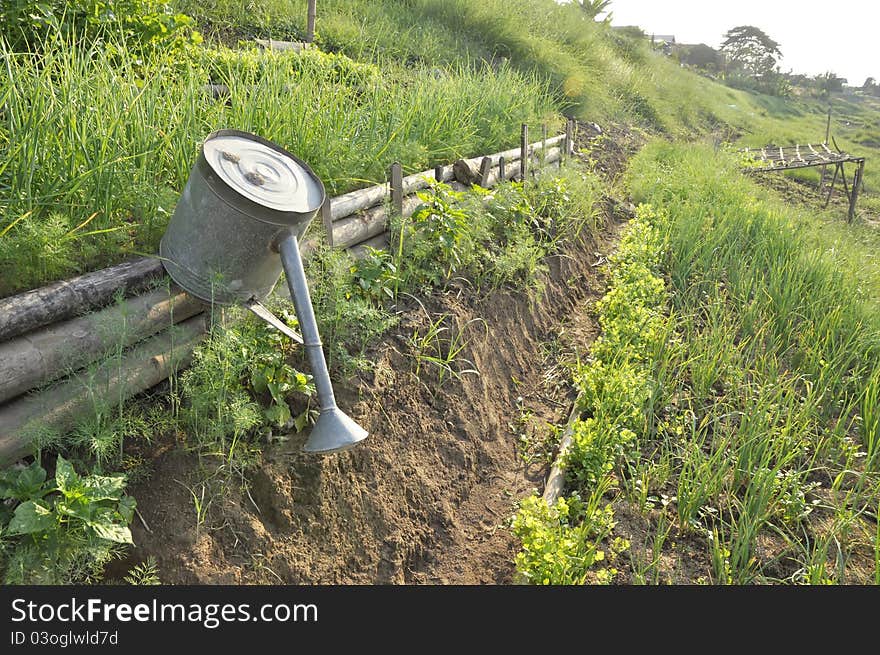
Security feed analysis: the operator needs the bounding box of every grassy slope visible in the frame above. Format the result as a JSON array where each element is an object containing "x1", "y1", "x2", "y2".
[
  {"x1": 3, "y1": 0, "x2": 878, "y2": 296},
  {"x1": 3, "y1": 0, "x2": 880, "y2": 585}
]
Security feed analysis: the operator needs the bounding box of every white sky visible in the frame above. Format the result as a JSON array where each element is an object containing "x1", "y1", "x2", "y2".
[{"x1": 603, "y1": 1, "x2": 879, "y2": 85}]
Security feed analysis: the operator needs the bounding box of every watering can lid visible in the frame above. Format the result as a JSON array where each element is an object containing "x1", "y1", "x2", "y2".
[{"x1": 202, "y1": 130, "x2": 324, "y2": 216}]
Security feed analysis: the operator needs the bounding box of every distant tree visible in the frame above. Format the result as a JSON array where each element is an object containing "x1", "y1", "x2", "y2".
[
  {"x1": 864, "y1": 77, "x2": 880, "y2": 96},
  {"x1": 574, "y1": 0, "x2": 613, "y2": 22},
  {"x1": 681, "y1": 43, "x2": 721, "y2": 71},
  {"x1": 815, "y1": 71, "x2": 846, "y2": 97},
  {"x1": 720, "y1": 25, "x2": 782, "y2": 79}
]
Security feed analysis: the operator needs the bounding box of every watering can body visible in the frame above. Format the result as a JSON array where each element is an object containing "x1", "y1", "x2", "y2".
[
  {"x1": 160, "y1": 129, "x2": 324, "y2": 305},
  {"x1": 159, "y1": 129, "x2": 368, "y2": 454}
]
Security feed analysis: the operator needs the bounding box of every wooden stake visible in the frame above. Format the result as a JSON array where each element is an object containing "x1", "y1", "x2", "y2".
[
  {"x1": 820, "y1": 105, "x2": 832, "y2": 189},
  {"x1": 478, "y1": 157, "x2": 492, "y2": 187},
  {"x1": 541, "y1": 124, "x2": 548, "y2": 163},
  {"x1": 320, "y1": 194, "x2": 334, "y2": 248},
  {"x1": 307, "y1": 0, "x2": 317, "y2": 43},
  {"x1": 390, "y1": 162, "x2": 403, "y2": 216},
  {"x1": 498, "y1": 156, "x2": 506, "y2": 181},
  {"x1": 849, "y1": 160, "x2": 864, "y2": 223},
  {"x1": 520, "y1": 124, "x2": 529, "y2": 182}
]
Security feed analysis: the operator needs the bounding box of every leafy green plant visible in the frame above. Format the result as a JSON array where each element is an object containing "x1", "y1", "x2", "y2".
[
  {"x1": 407, "y1": 183, "x2": 471, "y2": 282},
  {"x1": 247, "y1": 323, "x2": 316, "y2": 430},
  {"x1": 0, "y1": 456, "x2": 134, "y2": 584},
  {"x1": 512, "y1": 484, "x2": 619, "y2": 585},
  {"x1": 350, "y1": 246, "x2": 401, "y2": 304},
  {"x1": 123, "y1": 556, "x2": 161, "y2": 585},
  {"x1": 408, "y1": 313, "x2": 481, "y2": 391},
  {"x1": 1, "y1": 0, "x2": 202, "y2": 56}
]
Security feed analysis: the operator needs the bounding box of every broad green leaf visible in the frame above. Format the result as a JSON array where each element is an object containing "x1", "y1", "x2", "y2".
[
  {"x1": 293, "y1": 409, "x2": 312, "y2": 433},
  {"x1": 89, "y1": 508, "x2": 133, "y2": 544},
  {"x1": 250, "y1": 368, "x2": 268, "y2": 394},
  {"x1": 0, "y1": 468, "x2": 17, "y2": 498},
  {"x1": 90, "y1": 521, "x2": 134, "y2": 545},
  {"x1": 8, "y1": 500, "x2": 54, "y2": 535},
  {"x1": 13, "y1": 462, "x2": 49, "y2": 500},
  {"x1": 56, "y1": 497, "x2": 95, "y2": 523},
  {"x1": 53, "y1": 455, "x2": 79, "y2": 495},
  {"x1": 118, "y1": 495, "x2": 136, "y2": 523},
  {"x1": 83, "y1": 474, "x2": 126, "y2": 502},
  {"x1": 264, "y1": 401, "x2": 291, "y2": 428}
]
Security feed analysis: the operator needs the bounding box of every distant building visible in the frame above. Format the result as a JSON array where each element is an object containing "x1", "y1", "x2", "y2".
[{"x1": 650, "y1": 34, "x2": 676, "y2": 55}]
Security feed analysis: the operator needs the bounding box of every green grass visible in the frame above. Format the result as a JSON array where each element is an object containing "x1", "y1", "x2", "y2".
[
  {"x1": 515, "y1": 142, "x2": 880, "y2": 584},
  {"x1": 0, "y1": 32, "x2": 555, "y2": 296},
  {"x1": 4, "y1": 0, "x2": 879, "y2": 295}
]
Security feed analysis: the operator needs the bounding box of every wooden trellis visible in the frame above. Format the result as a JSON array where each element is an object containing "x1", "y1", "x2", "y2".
[{"x1": 742, "y1": 142, "x2": 866, "y2": 222}]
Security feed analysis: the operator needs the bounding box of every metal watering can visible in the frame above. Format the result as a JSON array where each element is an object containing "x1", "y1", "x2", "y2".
[{"x1": 160, "y1": 129, "x2": 367, "y2": 454}]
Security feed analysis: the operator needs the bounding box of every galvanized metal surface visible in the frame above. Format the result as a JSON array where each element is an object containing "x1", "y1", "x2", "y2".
[
  {"x1": 278, "y1": 233, "x2": 368, "y2": 454},
  {"x1": 160, "y1": 129, "x2": 325, "y2": 305}
]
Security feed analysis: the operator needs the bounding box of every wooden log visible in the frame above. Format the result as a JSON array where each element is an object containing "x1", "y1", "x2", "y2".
[
  {"x1": 332, "y1": 202, "x2": 387, "y2": 250},
  {"x1": 320, "y1": 195, "x2": 333, "y2": 247},
  {"x1": 544, "y1": 146, "x2": 562, "y2": 165},
  {"x1": 329, "y1": 184, "x2": 389, "y2": 221},
  {"x1": 0, "y1": 258, "x2": 165, "y2": 343},
  {"x1": 0, "y1": 287, "x2": 205, "y2": 405},
  {"x1": 331, "y1": 195, "x2": 423, "y2": 250},
  {"x1": 254, "y1": 39, "x2": 310, "y2": 52},
  {"x1": 483, "y1": 161, "x2": 522, "y2": 188},
  {"x1": 542, "y1": 405, "x2": 580, "y2": 507},
  {"x1": 400, "y1": 165, "x2": 452, "y2": 195},
  {"x1": 453, "y1": 159, "x2": 480, "y2": 186},
  {"x1": 327, "y1": 136, "x2": 561, "y2": 222},
  {"x1": 0, "y1": 315, "x2": 208, "y2": 465},
  {"x1": 349, "y1": 233, "x2": 390, "y2": 259}
]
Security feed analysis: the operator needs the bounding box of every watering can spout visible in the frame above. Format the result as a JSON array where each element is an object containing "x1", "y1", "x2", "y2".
[
  {"x1": 303, "y1": 407, "x2": 368, "y2": 454},
  {"x1": 278, "y1": 232, "x2": 369, "y2": 454}
]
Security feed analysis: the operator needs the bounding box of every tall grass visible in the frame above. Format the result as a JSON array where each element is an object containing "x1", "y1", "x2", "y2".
[
  {"x1": 0, "y1": 34, "x2": 555, "y2": 295},
  {"x1": 623, "y1": 142, "x2": 880, "y2": 583}
]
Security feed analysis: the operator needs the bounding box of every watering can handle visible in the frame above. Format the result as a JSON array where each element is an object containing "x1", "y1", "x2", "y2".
[{"x1": 244, "y1": 298, "x2": 304, "y2": 344}]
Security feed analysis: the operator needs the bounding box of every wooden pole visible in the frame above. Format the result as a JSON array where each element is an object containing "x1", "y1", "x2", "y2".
[
  {"x1": 541, "y1": 124, "x2": 548, "y2": 164},
  {"x1": 390, "y1": 162, "x2": 403, "y2": 216},
  {"x1": 498, "y1": 156, "x2": 506, "y2": 181},
  {"x1": 520, "y1": 124, "x2": 529, "y2": 182},
  {"x1": 321, "y1": 195, "x2": 334, "y2": 247},
  {"x1": 307, "y1": 0, "x2": 317, "y2": 43},
  {"x1": 823, "y1": 162, "x2": 841, "y2": 209},
  {"x1": 0, "y1": 258, "x2": 164, "y2": 343},
  {"x1": 820, "y1": 105, "x2": 832, "y2": 189},
  {"x1": 478, "y1": 157, "x2": 493, "y2": 187},
  {"x1": 566, "y1": 118, "x2": 575, "y2": 156},
  {"x1": 0, "y1": 315, "x2": 207, "y2": 465},
  {"x1": 849, "y1": 160, "x2": 864, "y2": 223}
]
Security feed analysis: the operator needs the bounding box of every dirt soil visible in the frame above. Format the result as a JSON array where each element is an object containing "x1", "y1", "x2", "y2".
[{"x1": 116, "y1": 123, "x2": 643, "y2": 585}]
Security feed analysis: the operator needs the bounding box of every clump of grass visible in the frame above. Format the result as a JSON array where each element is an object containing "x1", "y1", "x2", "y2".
[{"x1": 0, "y1": 31, "x2": 556, "y2": 296}]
